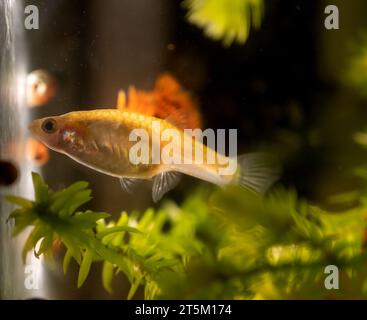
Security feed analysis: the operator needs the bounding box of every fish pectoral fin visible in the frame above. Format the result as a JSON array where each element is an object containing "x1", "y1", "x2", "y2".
[
  {"x1": 119, "y1": 177, "x2": 142, "y2": 194},
  {"x1": 152, "y1": 171, "x2": 181, "y2": 202}
]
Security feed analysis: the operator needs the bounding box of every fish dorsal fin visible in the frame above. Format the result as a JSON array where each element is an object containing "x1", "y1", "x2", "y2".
[
  {"x1": 152, "y1": 171, "x2": 181, "y2": 202},
  {"x1": 116, "y1": 73, "x2": 202, "y2": 130},
  {"x1": 116, "y1": 90, "x2": 127, "y2": 110},
  {"x1": 154, "y1": 73, "x2": 181, "y2": 94},
  {"x1": 154, "y1": 73, "x2": 202, "y2": 130},
  {"x1": 119, "y1": 177, "x2": 142, "y2": 194},
  {"x1": 165, "y1": 109, "x2": 191, "y2": 130}
]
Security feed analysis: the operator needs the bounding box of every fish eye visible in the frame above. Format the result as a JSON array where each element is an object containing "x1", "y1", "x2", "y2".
[{"x1": 41, "y1": 118, "x2": 58, "y2": 134}]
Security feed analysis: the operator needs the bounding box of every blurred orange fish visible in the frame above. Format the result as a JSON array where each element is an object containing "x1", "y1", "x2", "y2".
[
  {"x1": 26, "y1": 70, "x2": 56, "y2": 107},
  {"x1": 26, "y1": 138, "x2": 50, "y2": 166},
  {"x1": 116, "y1": 73, "x2": 202, "y2": 130}
]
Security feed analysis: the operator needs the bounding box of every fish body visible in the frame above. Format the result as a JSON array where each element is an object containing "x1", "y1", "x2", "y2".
[
  {"x1": 29, "y1": 74, "x2": 279, "y2": 201},
  {"x1": 30, "y1": 109, "x2": 232, "y2": 186}
]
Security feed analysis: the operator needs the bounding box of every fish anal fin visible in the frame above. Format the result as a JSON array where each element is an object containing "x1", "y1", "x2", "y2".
[
  {"x1": 152, "y1": 171, "x2": 181, "y2": 202},
  {"x1": 119, "y1": 177, "x2": 142, "y2": 194}
]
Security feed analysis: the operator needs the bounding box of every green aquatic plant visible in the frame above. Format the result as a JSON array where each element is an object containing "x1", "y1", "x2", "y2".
[
  {"x1": 159, "y1": 187, "x2": 367, "y2": 299},
  {"x1": 183, "y1": 0, "x2": 264, "y2": 46},
  {"x1": 6, "y1": 173, "x2": 201, "y2": 299},
  {"x1": 6, "y1": 172, "x2": 367, "y2": 299}
]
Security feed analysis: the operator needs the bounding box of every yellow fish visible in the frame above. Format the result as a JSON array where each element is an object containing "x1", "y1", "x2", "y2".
[{"x1": 29, "y1": 74, "x2": 279, "y2": 202}]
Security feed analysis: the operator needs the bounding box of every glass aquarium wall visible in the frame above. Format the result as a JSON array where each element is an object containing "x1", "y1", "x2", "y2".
[{"x1": 0, "y1": 0, "x2": 43, "y2": 299}]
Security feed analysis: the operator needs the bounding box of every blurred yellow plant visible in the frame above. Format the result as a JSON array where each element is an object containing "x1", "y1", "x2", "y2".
[
  {"x1": 345, "y1": 36, "x2": 367, "y2": 95},
  {"x1": 184, "y1": 0, "x2": 264, "y2": 46}
]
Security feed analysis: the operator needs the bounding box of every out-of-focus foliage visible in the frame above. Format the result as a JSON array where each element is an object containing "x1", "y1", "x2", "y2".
[
  {"x1": 345, "y1": 35, "x2": 367, "y2": 96},
  {"x1": 6, "y1": 172, "x2": 367, "y2": 299},
  {"x1": 158, "y1": 187, "x2": 367, "y2": 299},
  {"x1": 183, "y1": 0, "x2": 264, "y2": 46}
]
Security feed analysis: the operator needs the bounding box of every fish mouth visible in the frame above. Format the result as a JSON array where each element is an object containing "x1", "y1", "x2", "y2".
[
  {"x1": 28, "y1": 119, "x2": 47, "y2": 143},
  {"x1": 28, "y1": 120, "x2": 40, "y2": 136},
  {"x1": 28, "y1": 118, "x2": 63, "y2": 153}
]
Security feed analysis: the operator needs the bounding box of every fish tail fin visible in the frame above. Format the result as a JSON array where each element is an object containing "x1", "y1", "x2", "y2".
[{"x1": 234, "y1": 152, "x2": 281, "y2": 194}]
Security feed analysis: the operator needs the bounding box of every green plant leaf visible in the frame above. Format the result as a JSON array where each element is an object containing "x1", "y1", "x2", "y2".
[
  {"x1": 78, "y1": 249, "x2": 94, "y2": 288},
  {"x1": 32, "y1": 172, "x2": 49, "y2": 204},
  {"x1": 22, "y1": 225, "x2": 45, "y2": 263},
  {"x1": 8, "y1": 208, "x2": 37, "y2": 235},
  {"x1": 183, "y1": 0, "x2": 264, "y2": 46},
  {"x1": 127, "y1": 275, "x2": 143, "y2": 300},
  {"x1": 63, "y1": 249, "x2": 72, "y2": 274},
  {"x1": 62, "y1": 235, "x2": 82, "y2": 265},
  {"x1": 59, "y1": 190, "x2": 92, "y2": 217},
  {"x1": 72, "y1": 211, "x2": 110, "y2": 229},
  {"x1": 50, "y1": 181, "x2": 89, "y2": 213},
  {"x1": 5, "y1": 195, "x2": 33, "y2": 208},
  {"x1": 97, "y1": 225, "x2": 142, "y2": 239},
  {"x1": 35, "y1": 232, "x2": 54, "y2": 258},
  {"x1": 102, "y1": 261, "x2": 115, "y2": 294}
]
